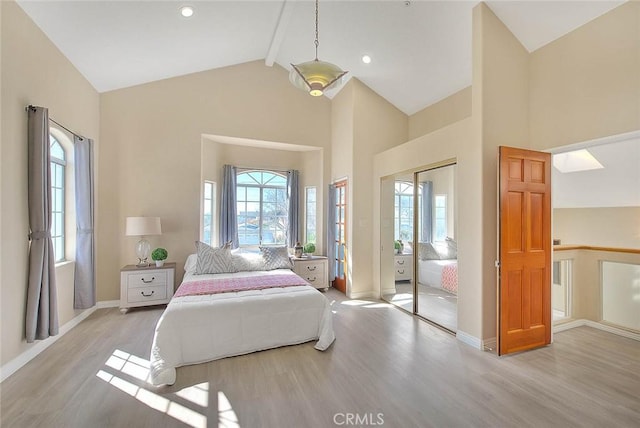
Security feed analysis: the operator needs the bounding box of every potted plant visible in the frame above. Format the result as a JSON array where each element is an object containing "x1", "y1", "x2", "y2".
[
  {"x1": 151, "y1": 247, "x2": 168, "y2": 267},
  {"x1": 394, "y1": 240, "x2": 402, "y2": 254},
  {"x1": 303, "y1": 242, "x2": 316, "y2": 256}
]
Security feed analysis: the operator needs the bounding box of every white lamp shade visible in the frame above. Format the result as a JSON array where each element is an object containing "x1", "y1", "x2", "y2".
[{"x1": 125, "y1": 217, "x2": 162, "y2": 236}]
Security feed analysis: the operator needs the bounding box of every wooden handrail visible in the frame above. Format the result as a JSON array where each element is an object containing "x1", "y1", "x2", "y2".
[{"x1": 554, "y1": 245, "x2": 640, "y2": 255}]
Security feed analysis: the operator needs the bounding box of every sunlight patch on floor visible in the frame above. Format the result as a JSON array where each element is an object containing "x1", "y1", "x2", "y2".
[{"x1": 96, "y1": 349, "x2": 240, "y2": 428}]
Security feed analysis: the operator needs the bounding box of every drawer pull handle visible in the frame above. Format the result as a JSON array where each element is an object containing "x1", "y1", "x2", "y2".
[
  {"x1": 307, "y1": 276, "x2": 317, "y2": 282},
  {"x1": 306, "y1": 266, "x2": 317, "y2": 271},
  {"x1": 141, "y1": 290, "x2": 155, "y2": 297},
  {"x1": 141, "y1": 277, "x2": 155, "y2": 284},
  {"x1": 397, "y1": 260, "x2": 405, "y2": 265},
  {"x1": 398, "y1": 269, "x2": 404, "y2": 274}
]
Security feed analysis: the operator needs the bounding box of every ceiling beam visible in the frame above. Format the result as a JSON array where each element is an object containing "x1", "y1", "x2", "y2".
[{"x1": 265, "y1": 0, "x2": 298, "y2": 67}]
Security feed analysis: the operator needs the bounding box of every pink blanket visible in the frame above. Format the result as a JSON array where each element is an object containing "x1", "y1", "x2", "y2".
[
  {"x1": 175, "y1": 273, "x2": 309, "y2": 297},
  {"x1": 441, "y1": 264, "x2": 458, "y2": 295}
]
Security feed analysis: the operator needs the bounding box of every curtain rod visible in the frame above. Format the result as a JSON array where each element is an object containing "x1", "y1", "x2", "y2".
[
  {"x1": 25, "y1": 105, "x2": 85, "y2": 141},
  {"x1": 236, "y1": 166, "x2": 291, "y2": 174}
]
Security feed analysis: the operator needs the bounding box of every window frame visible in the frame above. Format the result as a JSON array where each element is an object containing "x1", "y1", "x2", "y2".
[
  {"x1": 236, "y1": 170, "x2": 288, "y2": 248},
  {"x1": 394, "y1": 181, "x2": 420, "y2": 241},
  {"x1": 50, "y1": 135, "x2": 66, "y2": 263},
  {"x1": 201, "y1": 180, "x2": 216, "y2": 246},
  {"x1": 305, "y1": 186, "x2": 317, "y2": 244},
  {"x1": 434, "y1": 194, "x2": 447, "y2": 242}
]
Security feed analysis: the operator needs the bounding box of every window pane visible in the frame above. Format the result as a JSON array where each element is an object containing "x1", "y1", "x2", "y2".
[
  {"x1": 50, "y1": 138, "x2": 64, "y2": 160},
  {"x1": 204, "y1": 182, "x2": 212, "y2": 199},
  {"x1": 236, "y1": 186, "x2": 246, "y2": 200},
  {"x1": 246, "y1": 187, "x2": 260, "y2": 201}
]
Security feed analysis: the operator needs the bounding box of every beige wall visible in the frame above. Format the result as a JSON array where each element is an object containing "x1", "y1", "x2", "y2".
[
  {"x1": 99, "y1": 61, "x2": 332, "y2": 302},
  {"x1": 554, "y1": 207, "x2": 640, "y2": 249},
  {"x1": 408, "y1": 86, "x2": 472, "y2": 141},
  {"x1": 1, "y1": 1, "x2": 100, "y2": 366},
  {"x1": 373, "y1": 119, "x2": 476, "y2": 335},
  {"x1": 350, "y1": 79, "x2": 408, "y2": 296},
  {"x1": 474, "y1": 3, "x2": 530, "y2": 342},
  {"x1": 529, "y1": 1, "x2": 640, "y2": 150}
]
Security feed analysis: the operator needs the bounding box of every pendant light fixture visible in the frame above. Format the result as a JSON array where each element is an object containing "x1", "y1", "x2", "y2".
[{"x1": 290, "y1": 0, "x2": 348, "y2": 97}]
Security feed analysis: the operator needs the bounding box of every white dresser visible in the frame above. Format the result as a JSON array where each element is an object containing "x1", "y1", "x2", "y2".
[
  {"x1": 120, "y1": 262, "x2": 175, "y2": 314},
  {"x1": 394, "y1": 254, "x2": 413, "y2": 281},
  {"x1": 292, "y1": 256, "x2": 329, "y2": 290}
]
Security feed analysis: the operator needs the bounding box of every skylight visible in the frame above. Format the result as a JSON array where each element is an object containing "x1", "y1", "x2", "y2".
[{"x1": 553, "y1": 149, "x2": 604, "y2": 173}]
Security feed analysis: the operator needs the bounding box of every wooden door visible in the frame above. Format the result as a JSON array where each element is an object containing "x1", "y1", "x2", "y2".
[
  {"x1": 333, "y1": 180, "x2": 347, "y2": 293},
  {"x1": 498, "y1": 146, "x2": 551, "y2": 355}
]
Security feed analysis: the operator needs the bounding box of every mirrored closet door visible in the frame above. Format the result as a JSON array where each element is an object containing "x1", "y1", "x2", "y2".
[
  {"x1": 414, "y1": 165, "x2": 458, "y2": 332},
  {"x1": 381, "y1": 164, "x2": 458, "y2": 333}
]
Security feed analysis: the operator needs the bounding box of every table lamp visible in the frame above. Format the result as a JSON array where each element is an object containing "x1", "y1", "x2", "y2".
[{"x1": 125, "y1": 216, "x2": 162, "y2": 267}]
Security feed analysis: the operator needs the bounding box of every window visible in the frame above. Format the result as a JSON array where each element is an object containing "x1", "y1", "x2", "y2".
[
  {"x1": 202, "y1": 181, "x2": 215, "y2": 246},
  {"x1": 50, "y1": 136, "x2": 66, "y2": 262},
  {"x1": 434, "y1": 194, "x2": 447, "y2": 241},
  {"x1": 394, "y1": 181, "x2": 418, "y2": 241},
  {"x1": 236, "y1": 171, "x2": 287, "y2": 247},
  {"x1": 305, "y1": 187, "x2": 316, "y2": 244}
]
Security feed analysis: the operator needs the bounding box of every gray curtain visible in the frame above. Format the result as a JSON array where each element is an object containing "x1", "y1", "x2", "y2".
[
  {"x1": 26, "y1": 106, "x2": 58, "y2": 342},
  {"x1": 74, "y1": 136, "x2": 95, "y2": 309},
  {"x1": 326, "y1": 184, "x2": 337, "y2": 282},
  {"x1": 286, "y1": 170, "x2": 300, "y2": 247},
  {"x1": 219, "y1": 165, "x2": 239, "y2": 248},
  {"x1": 421, "y1": 181, "x2": 433, "y2": 243}
]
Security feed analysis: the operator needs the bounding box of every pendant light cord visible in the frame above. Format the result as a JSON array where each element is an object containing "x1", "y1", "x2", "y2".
[{"x1": 314, "y1": 0, "x2": 319, "y2": 60}]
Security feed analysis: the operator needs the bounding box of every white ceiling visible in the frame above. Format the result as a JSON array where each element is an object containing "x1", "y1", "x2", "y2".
[{"x1": 17, "y1": 0, "x2": 625, "y2": 115}]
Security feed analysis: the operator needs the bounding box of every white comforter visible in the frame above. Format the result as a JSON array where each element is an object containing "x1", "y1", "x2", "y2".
[{"x1": 149, "y1": 269, "x2": 335, "y2": 386}]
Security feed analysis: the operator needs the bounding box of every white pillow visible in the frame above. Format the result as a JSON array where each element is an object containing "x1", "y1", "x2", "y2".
[
  {"x1": 231, "y1": 252, "x2": 266, "y2": 272},
  {"x1": 259, "y1": 246, "x2": 293, "y2": 270},
  {"x1": 194, "y1": 241, "x2": 237, "y2": 274},
  {"x1": 184, "y1": 253, "x2": 197, "y2": 273}
]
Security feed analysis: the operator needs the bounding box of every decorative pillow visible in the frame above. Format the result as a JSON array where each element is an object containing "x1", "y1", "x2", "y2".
[
  {"x1": 433, "y1": 242, "x2": 457, "y2": 260},
  {"x1": 259, "y1": 246, "x2": 293, "y2": 270},
  {"x1": 231, "y1": 251, "x2": 266, "y2": 272},
  {"x1": 418, "y1": 242, "x2": 440, "y2": 261},
  {"x1": 194, "y1": 241, "x2": 237, "y2": 274}
]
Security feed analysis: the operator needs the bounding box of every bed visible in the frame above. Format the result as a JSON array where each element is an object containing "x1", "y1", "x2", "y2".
[
  {"x1": 418, "y1": 259, "x2": 458, "y2": 295},
  {"x1": 149, "y1": 250, "x2": 335, "y2": 386},
  {"x1": 415, "y1": 239, "x2": 458, "y2": 295}
]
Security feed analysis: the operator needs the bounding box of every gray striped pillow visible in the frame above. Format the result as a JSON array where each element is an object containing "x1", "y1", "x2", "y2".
[{"x1": 195, "y1": 241, "x2": 237, "y2": 274}]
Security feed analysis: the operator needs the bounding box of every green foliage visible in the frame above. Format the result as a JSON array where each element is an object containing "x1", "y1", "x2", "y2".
[
  {"x1": 151, "y1": 247, "x2": 168, "y2": 261},
  {"x1": 303, "y1": 242, "x2": 316, "y2": 254},
  {"x1": 394, "y1": 240, "x2": 402, "y2": 250}
]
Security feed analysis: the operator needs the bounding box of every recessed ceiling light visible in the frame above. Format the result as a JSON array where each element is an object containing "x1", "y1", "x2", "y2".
[
  {"x1": 362, "y1": 55, "x2": 372, "y2": 64},
  {"x1": 180, "y1": 6, "x2": 194, "y2": 18},
  {"x1": 553, "y1": 149, "x2": 604, "y2": 173}
]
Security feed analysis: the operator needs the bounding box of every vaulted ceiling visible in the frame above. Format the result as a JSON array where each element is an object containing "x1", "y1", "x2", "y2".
[{"x1": 17, "y1": 0, "x2": 625, "y2": 115}]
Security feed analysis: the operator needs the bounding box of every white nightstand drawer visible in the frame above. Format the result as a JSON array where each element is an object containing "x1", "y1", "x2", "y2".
[
  {"x1": 127, "y1": 285, "x2": 167, "y2": 303},
  {"x1": 127, "y1": 271, "x2": 168, "y2": 288},
  {"x1": 298, "y1": 261, "x2": 325, "y2": 274},
  {"x1": 300, "y1": 272, "x2": 327, "y2": 287}
]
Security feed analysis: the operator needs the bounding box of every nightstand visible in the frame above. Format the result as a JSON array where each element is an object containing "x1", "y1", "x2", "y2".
[
  {"x1": 394, "y1": 254, "x2": 413, "y2": 281},
  {"x1": 292, "y1": 256, "x2": 329, "y2": 290},
  {"x1": 120, "y1": 262, "x2": 176, "y2": 314}
]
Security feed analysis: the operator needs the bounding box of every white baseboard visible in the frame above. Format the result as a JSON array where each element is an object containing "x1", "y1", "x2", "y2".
[
  {"x1": 348, "y1": 290, "x2": 375, "y2": 299},
  {"x1": 554, "y1": 319, "x2": 640, "y2": 341},
  {"x1": 380, "y1": 287, "x2": 397, "y2": 296},
  {"x1": 0, "y1": 300, "x2": 119, "y2": 383},
  {"x1": 456, "y1": 330, "x2": 482, "y2": 350}
]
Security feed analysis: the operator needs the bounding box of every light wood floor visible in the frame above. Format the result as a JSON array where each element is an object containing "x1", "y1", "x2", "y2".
[{"x1": 1, "y1": 289, "x2": 639, "y2": 428}]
